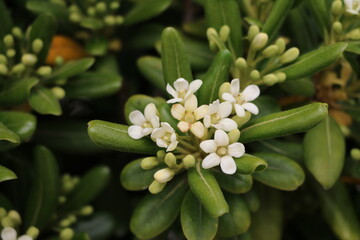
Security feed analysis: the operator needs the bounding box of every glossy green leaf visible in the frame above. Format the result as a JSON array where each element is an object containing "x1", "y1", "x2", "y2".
[
  {"x1": 181, "y1": 191, "x2": 218, "y2": 240},
  {"x1": 262, "y1": 0, "x2": 294, "y2": 41},
  {"x1": 26, "y1": 1, "x2": 69, "y2": 20},
  {"x1": 278, "y1": 43, "x2": 347, "y2": 81},
  {"x1": 95, "y1": 55, "x2": 120, "y2": 75},
  {"x1": 204, "y1": 0, "x2": 243, "y2": 56},
  {"x1": 218, "y1": 194, "x2": 251, "y2": 238},
  {"x1": 244, "y1": 190, "x2": 260, "y2": 213},
  {"x1": 88, "y1": 120, "x2": 159, "y2": 154},
  {"x1": 305, "y1": 0, "x2": 329, "y2": 32},
  {"x1": 346, "y1": 42, "x2": 360, "y2": 54},
  {"x1": 240, "y1": 102, "x2": 328, "y2": 143},
  {"x1": 214, "y1": 169, "x2": 252, "y2": 194},
  {"x1": 0, "y1": 122, "x2": 20, "y2": 144},
  {"x1": 234, "y1": 154, "x2": 268, "y2": 174},
  {"x1": 251, "y1": 96, "x2": 281, "y2": 120},
  {"x1": 197, "y1": 50, "x2": 232, "y2": 105},
  {"x1": 0, "y1": 78, "x2": 39, "y2": 106},
  {"x1": 304, "y1": 115, "x2": 345, "y2": 189},
  {"x1": 161, "y1": 27, "x2": 193, "y2": 85},
  {"x1": 85, "y1": 35, "x2": 108, "y2": 56},
  {"x1": 25, "y1": 146, "x2": 59, "y2": 230},
  {"x1": 125, "y1": 0, "x2": 172, "y2": 26},
  {"x1": 252, "y1": 152, "x2": 305, "y2": 191},
  {"x1": 137, "y1": 56, "x2": 165, "y2": 92},
  {"x1": 0, "y1": 165, "x2": 17, "y2": 182},
  {"x1": 315, "y1": 181, "x2": 360, "y2": 240},
  {"x1": 130, "y1": 178, "x2": 187, "y2": 239},
  {"x1": 121, "y1": 159, "x2": 163, "y2": 191},
  {"x1": 183, "y1": 36, "x2": 214, "y2": 70},
  {"x1": 75, "y1": 213, "x2": 116, "y2": 240},
  {"x1": 28, "y1": 87, "x2": 62, "y2": 116},
  {"x1": 188, "y1": 162, "x2": 229, "y2": 218},
  {"x1": 0, "y1": 111, "x2": 37, "y2": 141},
  {"x1": 280, "y1": 77, "x2": 315, "y2": 97},
  {"x1": 0, "y1": 0, "x2": 13, "y2": 52},
  {"x1": 29, "y1": 14, "x2": 57, "y2": 64},
  {"x1": 46, "y1": 58, "x2": 95, "y2": 82},
  {"x1": 62, "y1": 166, "x2": 110, "y2": 211}
]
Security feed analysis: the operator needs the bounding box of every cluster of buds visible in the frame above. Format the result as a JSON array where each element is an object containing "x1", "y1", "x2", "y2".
[
  {"x1": 0, "y1": 208, "x2": 39, "y2": 240},
  {"x1": 128, "y1": 78, "x2": 261, "y2": 194}
]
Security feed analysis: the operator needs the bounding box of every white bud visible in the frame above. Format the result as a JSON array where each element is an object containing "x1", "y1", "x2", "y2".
[
  {"x1": 149, "y1": 180, "x2": 166, "y2": 194},
  {"x1": 247, "y1": 25, "x2": 260, "y2": 41},
  {"x1": 251, "y1": 33, "x2": 268, "y2": 51},
  {"x1": 141, "y1": 157, "x2": 159, "y2": 170},
  {"x1": 206, "y1": 27, "x2": 219, "y2": 41},
  {"x1": 154, "y1": 168, "x2": 175, "y2": 183},
  {"x1": 21, "y1": 54, "x2": 38, "y2": 66},
  {"x1": 280, "y1": 47, "x2": 300, "y2": 64}
]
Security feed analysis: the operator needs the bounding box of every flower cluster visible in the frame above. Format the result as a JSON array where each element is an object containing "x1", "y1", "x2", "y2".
[{"x1": 128, "y1": 78, "x2": 260, "y2": 193}]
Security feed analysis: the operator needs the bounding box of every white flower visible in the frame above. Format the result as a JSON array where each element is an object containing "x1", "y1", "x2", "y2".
[
  {"x1": 1, "y1": 227, "x2": 32, "y2": 240},
  {"x1": 128, "y1": 103, "x2": 160, "y2": 139},
  {"x1": 200, "y1": 130, "x2": 245, "y2": 174},
  {"x1": 222, "y1": 79, "x2": 260, "y2": 117},
  {"x1": 344, "y1": 0, "x2": 360, "y2": 14},
  {"x1": 166, "y1": 78, "x2": 203, "y2": 104},
  {"x1": 202, "y1": 100, "x2": 238, "y2": 131},
  {"x1": 151, "y1": 122, "x2": 178, "y2": 152},
  {"x1": 171, "y1": 94, "x2": 206, "y2": 138}
]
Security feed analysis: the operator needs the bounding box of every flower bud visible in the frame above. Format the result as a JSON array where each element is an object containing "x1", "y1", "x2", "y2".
[
  {"x1": 263, "y1": 74, "x2": 278, "y2": 86},
  {"x1": 219, "y1": 82, "x2": 231, "y2": 100},
  {"x1": 249, "y1": 70, "x2": 260, "y2": 80},
  {"x1": 232, "y1": 112, "x2": 251, "y2": 127},
  {"x1": 235, "y1": 57, "x2": 247, "y2": 71},
  {"x1": 0, "y1": 208, "x2": 6, "y2": 218},
  {"x1": 60, "y1": 228, "x2": 74, "y2": 240},
  {"x1": 58, "y1": 196, "x2": 66, "y2": 204},
  {"x1": 87, "y1": 7, "x2": 96, "y2": 16},
  {"x1": 11, "y1": 64, "x2": 25, "y2": 74},
  {"x1": 0, "y1": 64, "x2": 8, "y2": 75},
  {"x1": 209, "y1": 40, "x2": 218, "y2": 51},
  {"x1": 149, "y1": 180, "x2": 166, "y2": 194},
  {"x1": 332, "y1": 21, "x2": 342, "y2": 34},
  {"x1": 3, "y1": 35, "x2": 14, "y2": 48},
  {"x1": 251, "y1": 33, "x2": 268, "y2": 51},
  {"x1": 6, "y1": 49, "x2": 16, "y2": 58},
  {"x1": 32, "y1": 39, "x2": 44, "y2": 54},
  {"x1": 275, "y1": 72, "x2": 286, "y2": 82},
  {"x1": 7, "y1": 211, "x2": 21, "y2": 225},
  {"x1": 104, "y1": 15, "x2": 116, "y2": 26},
  {"x1": 26, "y1": 227, "x2": 39, "y2": 239},
  {"x1": 21, "y1": 54, "x2": 38, "y2": 66},
  {"x1": 0, "y1": 54, "x2": 7, "y2": 64},
  {"x1": 262, "y1": 45, "x2": 279, "y2": 58},
  {"x1": 275, "y1": 38, "x2": 286, "y2": 54},
  {"x1": 157, "y1": 150, "x2": 166, "y2": 161},
  {"x1": 183, "y1": 155, "x2": 195, "y2": 169},
  {"x1": 59, "y1": 219, "x2": 71, "y2": 227},
  {"x1": 206, "y1": 27, "x2": 219, "y2": 41},
  {"x1": 12, "y1": 27, "x2": 22, "y2": 39},
  {"x1": 69, "y1": 12, "x2": 82, "y2": 22},
  {"x1": 51, "y1": 87, "x2": 66, "y2": 99},
  {"x1": 110, "y1": 1, "x2": 120, "y2": 9},
  {"x1": 96, "y1": 2, "x2": 107, "y2": 13},
  {"x1": 219, "y1": 25, "x2": 230, "y2": 42},
  {"x1": 37, "y1": 66, "x2": 52, "y2": 77},
  {"x1": 279, "y1": 47, "x2": 299, "y2": 64},
  {"x1": 247, "y1": 25, "x2": 260, "y2": 41},
  {"x1": 164, "y1": 153, "x2": 177, "y2": 168},
  {"x1": 346, "y1": 28, "x2": 360, "y2": 40},
  {"x1": 141, "y1": 156, "x2": 159, "y2": 170},
  {"x1": 228, "y1": 129, "x2": 240, "y2": 143},
  {"x1": 55, "y1": 56, "x2": 64, "y2": 66},
  {"x1": 331, "y1": 0, "x2": 343, "y2": 16},
  {"x1": 69, "y1": 4, "x2": 79, "y2": 12},
  {"x1": 351, "y1": 148, "x2": 360, "y2": 161},
  {"x1": 80, "y1": 205, "x2": 94, "y2": 216},
  {"x1": 1, "y1": 217, "x2": 14, "y2": 227},
  {"x1": 115, "y1": 16, "x2": 124, "y2": 25},
  {"x1": 67, "y1": 215, "x2": 77, "y2": 224},
  {"x1": 154, "y1": 168, "x2": 175, "y2": 183}
]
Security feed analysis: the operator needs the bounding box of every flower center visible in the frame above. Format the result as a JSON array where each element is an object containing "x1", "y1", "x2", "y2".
[
  {"x1": 142, "y1": 121, "x2": 152, "y2": 128},
  {"x1": 184, "y1": 112, "x2": 196, "y2": 123},
  {"x1": 178, "y1": 90, "x2": 187, "y2": 99},
  {"x1": 210, "y1": 114, "x2": 221, "y2": 124},
  {"x1": 216, "y1": 146, "x2": 227, "y2": 156},
  {"x1": 235, "y1": 94, "x2": 245, "y2": 105},
  {"x1": 163, "y1": 133, "x2": 172, "y2": 142}
]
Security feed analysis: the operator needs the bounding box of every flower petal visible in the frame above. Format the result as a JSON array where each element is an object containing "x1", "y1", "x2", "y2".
[
  {"x1": 144, "y1": 103, "x2": 157, "y2": 120},
  {"x1": 167, "y1": 98, "x2": 183, "y2": 104},
  {"x1": 214, "y1": 129, "x2": 229, "y2": 146},
  {"x1": 200, "y1": 140, "x2": 217, "y2": 153},
  {"x1": 242, "y1": 85, "x2": 260, "y2": 102},
  {"x1": 194, "y1": 105, "x2": 209, "y2": 120},
  {"x1": 178, "y1": 121, "x2": 191, "y2": 132},
  {"x1": 129, "y1": 110, "x2": 146, "y2": 126},
  {"x1": 217, "y1": 118, "x2": 238, "y2": 132},
  {"x1": 150, "y1": 116, "x2": 160, "y2": 128},
  {"x1": 167, "y1": 140, "x2": 178, "y2": 152},
  {"x1": 1, "y1": 227, "x2": 17, "y2": 240},
  {"x1": 202, "y1": 153, "x2": 221, "y2": 169},
  {"x1": 230, "y1": 78, "x2": 240, "y2": 96},
  {"x1": 185, "y1": 79, "x2": 203, "y2": 99},
  {"x1": 220, "y1": 155, "x2": 237, "y2": 174},
  {"x1": 156, "y1": 138, "x2": 168, "y2": 148},
  {"x1": 217, "y1": 102, "x2": 232, "y2": 118},
  {"x1": 228, "y1": 142, "x2": 245, "y2": 158},
  {"x1": 161, "y1": 122, "x2": 174, "y2": 133},
  {"x1": 184, "y1": 94, "x2": 198, "y2": 112},
  {"x1": 17, "y1": 236, "x2": 33, "y2": 240},
  {"x1": 151, "y1": 128, "x2": 165, "y2": 138},
  {"x1": 190, "y1": 121, "x2": 205, "y2": 139},
  {"x1": 208, "y1": 100, "x2": 220, "y2": 115},
  {"x1": 142, "y1": 128, "x2": 153, "y2": 136},
  {"x1": 128, "y1": 126, "x2": 145, "y2": 139},
  {"x1": 235, "y1": 104, "x2": 246, "y2": 117},
  {"x1": 222, "y1": 93, "x2": 236, "y2": 103},
  {"x1": 166, "y1": 84, "x2": 178, "y2": 98},
  {"x1": 174, "y1": 78, "x2": 189, "y2": 91},
  {"x1": 242, "y1": 102, "x2": 259, "y2": 115},
  {"x1": 171, "y1": 104, "x2": 185, "y2": 120},
  {"x1": 203, "y1": 115, "x2": 211, "y2": 128}
]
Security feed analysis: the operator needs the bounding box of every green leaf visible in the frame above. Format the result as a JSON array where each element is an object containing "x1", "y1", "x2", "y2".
[
  {"x1": 252, "y1": 152, "x2": 305, "y2": 191},
  {"x1": 305, "y1": 0, "x2": 329, "y2": 32},
  {"x1": 197, "y1": 50, "x2": 232, "y2": 105},
  {"x1": 214, "y1": 169, "x2": 252, "y2": 194},
  {"x1": 75, "y1": 213, "x2": 116, "y2": 240},
  {"x1": 181, "y1": 191, "x2": 218, "y2": 240},
  {"x1": 64, "y1": 71, "x2": 122, "y2": 98},
  {"x1": 183, "y1": 36, "x2": 214, "y2": 70},
  {"x1": 29, "y1": 87, "x2": 62, "y2": 116},
  {"x1": 251, "y1": 96, "x2": 281, "y2": 120},
  {"x1": 280, "y1": 77, "x2": 315, "y2": 97},
  {"x1": 0, "y1": 122, "x2": 20, "y2": 144},
  {"x1": 130, "y1": 178, "x2": 187, "y2": 239},
  {"x1": 0, "y1": 0, "x2": 13, "y2": 52},
  {"x1": 46, "y1": 58, "x2": 95, "y2": 82},
  {"x1": 125, "y1": 0, "x2": 172, "y2": 26},
  {"x1": 80, "y1": 17, "x2": 104, "y2": 30},
  {"x1": 87, "y1": 120, "x2": 159, "y2": 154},
  {"x1": 26, "y1": 1, "x2": 69, "y2": 20},
  {"x1": 345, "y1": 42, "x2": 360, "y2": 54},
  {"x1": 25, "y1": 145, "x2": 59, "y2": 230},
  {"x1": 278, "y1": 43, "x2": 347, "y2": 81},
  {"x1": 85, "y1": 35, "x2": 108, "y2": 56},
  {"x1": 137, "y1": 56, "x2": 165, "y2": 92},
  {"x1": 204, "y1": 0, "x2": 243, "y2": 56},
  {"x1": 0, "y1": 78, "x2": 39, "y2": 107},
  {"x1": 0, "y1": 111, "x2": 37, "y2": 141},
  {"x1": 218, "y1": 194, "x2": 251, "y2": 238},
  {"x1": 161, "y1": 27, "x2": 193, "y2": 85},
  {"x1": 62, "y1": 166, "x2": 110, "y2": 211},
  {"x1": 315, "y1": 181, "x2": 360, "y2": 240},
  {"x1": 304, "y1": 115, "x2": 345, "y2": 189},
  {"x1": 262, "y1": 0, "x2": 294, "y2": 41},
  {"x1": 240, "y1": 102, "x2": 328, "y2": 143},
  {"x1": 29, "y1": 13, "x2": 57, "y2": 64},
  {"x1": 121, "y1": 159, "x2": 163, "y2": 191},
  {"x1": 234, "y1": 154, "x2": 268, "y2": 174},
  {"x1": 0, "y1": 165, "x2": 17, "y2": 182},
  {"x1": 188, "y1": 162, "x2": 229, "y2": 218}
]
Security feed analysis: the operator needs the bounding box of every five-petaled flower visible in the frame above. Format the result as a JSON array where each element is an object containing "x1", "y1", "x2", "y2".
[
  {"x1": 344, "y1": 0, "x2": 360, "y2": 15},
  {"x1": 1, "y1": 227, "x2": 32, "y2": 240},
  {"x1": 202, "y1": 100, "x2": 238, "y2": 131},
  {"x1": 128, "y1": 103, "x2": 160, "y2": 139},
  {"x1": 200, "y1": 130, "x2": 245, "y2": 174},
  {"x1": 151, "y1": 122, "x2": 178, "y2": 152},
  {"x1": 166, "y1": 78, "x2": 202, "y2": 103}
]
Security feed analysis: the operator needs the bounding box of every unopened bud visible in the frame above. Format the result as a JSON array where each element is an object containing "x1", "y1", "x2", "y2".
[
  {"x1": 206, "y1": 27, "x2": 219, "y2": 41},
  {"x1": 331, "y1": 0, "x2": 343, "y2": 16},
  {"x1": 280, "y1": 47, "x2": 299, "y2": 64},
  {"x1": 3, "y1": 35, "x2": 14, "y2": 48},
  {"x1": 60, "y1": 228, "x2": 74, "y2": 240},
  {"x1": 104, "y1": 15, "x2": 116, "y2": 26},
  {"x1": 154, "y1": 168, "x2": 175, "y2": 183},
  {"x1": 69, "y1": 4, "x2": 79, "y2": 12},
  {"x1": 80, "y1": 205, "x2": 93, "y2": 216},
  {"x1": 32, "y1": 39, "x2": 44, "y2": 53},
  {"x1": 275, "y1": 72, "x2": 286, "y2": 82},
  {"x1": 149, "y1": 180, "x2": 166, "y2": 194},
  {"x1": 58, "y1": 196, "x2": 66, "y2": 204},
  {"x1": 251, "y1": 33, "x2": 268, "y2": 51},
  {"x1": 263, "y1": 74, "x2": 278, "y2": 86},
  {"x1": 12, "y1": 27, "x2": 23, "y2": 39},
  {"x1": 249, "y1": 70, "x2": 260, "y2": 80},
  {"x1": 55, "y1": 56, "x2": 64, "y2": 66},
  {"x1": 0, "y1": 64, "x2": 8, "y2": 75},
  {"x1": 87, "y1": 7, "x2": 96, "y2": 16},
  {"x1": 1, "y1": 217, "x2": 14, "y2": 227},
  {"x1": 59, "y1": 219, "x2": 71, "y2": 227},
  {"x1": 8, "y1": 211, "x2": 21, "y2": 225},
  {"x1": 219, "y1": 25, "x2": 230, "y2": 42},
  {"x1": 0, "y1": 208, "x2": 6, "y2": 218},
  {"x1": 275, "y1": 38, "x2": 286, "y2": 54},
  {"x1": 0, "y1": 54, "x2": 7, "y2": 64},
  {"x1": 183, "y1": 155, "x2": 195, "y2": 168},
  {"x1": 228, "y1": 129, "x2": 241, "y2": 144},
  {"x1": 110, "y1": 1, "x2": 120, "y2": 9},
  {"x1": 332, "y1": 21, "x2": 342, "y2": 34},
  {"x1": 115, "y1": 16, "x2": 124, "y2": 25},
  {"x1": 262, "y1": 45, "x2": 279, "y2": 58},
  {"x1": 37, "y1": 66, "x2": 52, "y2": 76},
  {"x1": 232, "y1": 112, "x2": 251, "y2": 128},
  {"x1": 51, "y1": 87, "x2": 66, "y2": 99},
  {"x1": 67, "y1": 215, "x2": 77, "y2": 224},
  {"x1": 351, "y1": 148, "x2": 360, "y2": 161},
  {"x1": 6, "y1": 49, "x2": 16, "y2": 58},
  {"x1": 235, "y1": 57, "x2": 247, "y2": 71},
  {"x1": 21, "y1": 54, "x2": 38, "y2": 66},
  {"x1": 209, "y1": 40, "x2": 218, "y2": 51},
  {"x1": 219, "y1": 82, "x2": 231, "y2": 100},
  {"x1": 156, "y1": 150, "x2": 166, "y2": 161},
  {"x1": 346, "y1": 28, "x2": 360, "y2": 40},
  {"x1": 69, "y1": 12, "x2": 82, "y2": 22},
  {"x1": 164, "y1": 153, "x2": 177, "y2": 168},
  {"x1": 141, "y1": 156, "x2": 159, "y2": 170},
  {"x1": 96, "y1": 2, "x2": 107, "y2": 13},
  {"x1": 26, "y1": 227, "x2": 39, "y2": 239},
  {"x1": 247, "y1": 25, "x2": 260, "y2": 41},
  {"x1": 11, "y1": 64, "x2": 25, "y2": 74}
]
